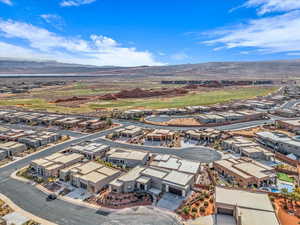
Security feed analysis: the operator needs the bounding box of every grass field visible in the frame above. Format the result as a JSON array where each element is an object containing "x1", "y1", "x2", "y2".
[
  {"x1": 0, "y1": 98, "x2": 93, "y2": 114},
  {"x1": 0, "y1": 86, "x2": 278, "y2": 113},
  {"x1": 89, "y1": 86, "x2": 279, "y2": 110}
]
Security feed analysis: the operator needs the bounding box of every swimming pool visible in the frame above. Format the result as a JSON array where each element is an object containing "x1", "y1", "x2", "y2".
[{"x1": 273, "y1": 183, "x2": 294, "y2": 193}]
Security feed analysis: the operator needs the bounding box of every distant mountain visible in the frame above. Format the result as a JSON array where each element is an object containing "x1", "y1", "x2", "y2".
[{"x1": 1, "y1": 58, "x2": 300, "y2": 79}]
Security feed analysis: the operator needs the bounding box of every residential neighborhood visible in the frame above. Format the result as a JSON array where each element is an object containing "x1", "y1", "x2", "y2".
[{"x1": 0, "y1": 84, "x2": 298, "y2": 225}]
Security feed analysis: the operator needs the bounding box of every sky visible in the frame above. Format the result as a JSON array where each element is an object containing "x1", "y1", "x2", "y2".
[{"x1": 0, "y1": 0, "x2": 300, "y2": 66}]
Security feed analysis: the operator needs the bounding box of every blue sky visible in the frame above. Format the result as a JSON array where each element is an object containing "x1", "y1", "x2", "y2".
[{"x1": 0, "y1": 0, "x2": 300, "y2": 66}]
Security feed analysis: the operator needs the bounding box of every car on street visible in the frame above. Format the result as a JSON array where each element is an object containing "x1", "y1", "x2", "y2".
[{"x1": 46, "y1": 194, "x2": 57, "y2": 201}]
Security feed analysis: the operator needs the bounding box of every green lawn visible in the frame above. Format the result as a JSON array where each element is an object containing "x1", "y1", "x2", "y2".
[
  {"x1": 89, "y1": 86, "x2": 278, "y2": 110},
  {"x1": 277, "y1": 172, "x2": 294, "y2": 183}
]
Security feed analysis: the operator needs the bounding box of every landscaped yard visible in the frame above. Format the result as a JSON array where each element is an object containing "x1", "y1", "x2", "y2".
[
  {"x1": 277, "y1": 173, "x2": 295, "y2": 183},
  {"x1": 177, "y1": 189, "x2": 215, "y2": 220}
]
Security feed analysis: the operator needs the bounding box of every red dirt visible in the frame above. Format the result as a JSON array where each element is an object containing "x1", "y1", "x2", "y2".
[
  {"x1": 274, "y1": 198, "x2": 300, "y2": 225},
  {"x1": 53, "y1": 87, "x2": 189, "y2": 103},
  {"x1": 113, "y1": 87, "x2": 188, "y2": 99},
  {"x1": 53, "y1": 96, "x2": 89, "y2": 103}
]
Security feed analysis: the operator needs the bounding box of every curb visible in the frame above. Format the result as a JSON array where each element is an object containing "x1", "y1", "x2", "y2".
[{"x1": 0, "y1": 193, "x2": 57, "y2": 225}]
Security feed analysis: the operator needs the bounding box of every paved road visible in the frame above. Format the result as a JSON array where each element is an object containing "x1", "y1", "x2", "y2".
[
  {"x1": 280, "y1": 99, "x2": 300, "y2": 109},
  {"x1": 0, "y1": 126, "x2": 183, "y2": 225},
  {"x1": 95, "y1": 138, "x2": 221, "y2": 163}
]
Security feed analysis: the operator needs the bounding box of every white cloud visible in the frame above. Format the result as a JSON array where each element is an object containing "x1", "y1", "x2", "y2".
[
  {"x1": 60, "y1": 0, "x2": 96, "y2": 7},
  {"x1": 244, "y1": 0, "x2": 300, "y2": 15},
  {"x1": 0, "y1": 0, "x2": 12, "y2": 5},
  {"x1": 0, "y1": 19, "x2": 162, "y2": 66},
  {"x1": 40, "y1": 14, "x2": 65, "y2": 30},
  {"x1": 203, "y1": 10, "x2": 300, "y2": 54}
]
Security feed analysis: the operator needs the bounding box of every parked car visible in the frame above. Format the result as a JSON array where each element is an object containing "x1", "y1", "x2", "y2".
[{"x1": 46, "y1": 194, "x2": 57, "y2": 201}]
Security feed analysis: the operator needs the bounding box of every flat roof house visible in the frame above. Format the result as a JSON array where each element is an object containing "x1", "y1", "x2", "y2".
[
  {"x1": 256, "y1": 131, "x2": 300, "y2": 158},
  {"x1": 114, "y1": 125, "x2": 143, "y2": 138},
  {"x1": 197, "y1": 114, "x2": 226, "y2": 124},
  {"x1": 150, "y1": 154, "x2": 201, "y2": 177},
  {"x1": 59, "y1": 161, "x2": 121, "y2": 193},
  {"x1": 36, "y1": 114, "x2": 64, "y2": 126},
  {"x1": 146, "y1": 129, "x2": 175, "y2": 141},
  {"x1": 222, "y1": 136, "x2": 274, "y2": 161},
  {"x1": 215, "y1": 187, "x2": 280, "y2": 225},
  {"x1": 54, "y1": 117, "x2": 84, "y2": 128},
  {"x1": 69, "y1": 142, "x2": 110, "y2": 160},
  {"x1": 213, "y1": 157, "x2": 275, "y2": 188},
  {"x1": 18, "y1": 131, "x2": 61, "y2": 148},
  {"x1": 30, "y1": 152, "x2": 84, "y2": 178},
  {"x1": 186, "y1": 128, "x2": 222, "y2": 143},
  {"x1": 0, "y1": 141, "x2": 27, "y2": 158},
  {"x1": 109, "y1": 165, "x2": 194, "y2": 197},
  {"x1": 105, "y1": 148, "x2": 149, "y2": 168},
  {"x1": 276, "y1": 119, "x2": 300, "y2": 132},
  {"x1": 236, "y1": 110, "x2": 265, "y2": 120}
]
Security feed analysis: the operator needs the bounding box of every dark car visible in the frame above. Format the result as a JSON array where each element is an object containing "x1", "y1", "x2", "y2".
[{"x1": 46, "y1": 194, "x2": 57, "y2": 201}]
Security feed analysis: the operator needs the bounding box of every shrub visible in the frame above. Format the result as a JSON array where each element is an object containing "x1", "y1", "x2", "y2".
[
  {"x1": 183, "y1": 207, "x2": 190, "y2": 215},
  {"x1": 209, "y1": 198, "x2": 214, "y2": 203},
  {"x1": 204, "y1": 201, "x2": 209, "y2": 207},
  {"x1": 200, "y1": 207, "x2": 205, "y2": 213},
  {"x1": 192, "y1": 207, "x2": 197, "y2": 212},
  {"x1": 199, "y1": 196, "x2": 204, "y2": 201},
  {"x1": 204, "y1": 192, "x2": 210, "y2": 198}
]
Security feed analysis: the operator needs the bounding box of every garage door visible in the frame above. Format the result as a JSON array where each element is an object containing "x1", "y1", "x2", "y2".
[
  {"x1": 217, "y1": 208, "x2": 234, "y2": 215},
  {"x1": 168, "y1": 187, "x2": 182, "y2": 196}
]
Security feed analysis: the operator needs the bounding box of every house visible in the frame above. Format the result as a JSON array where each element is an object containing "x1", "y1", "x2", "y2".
[
  {"x1": 78, "y1": 119, "x2": 108, "y2": 130},
  {"x1": 217, "y1": 112, "x2": 244, "y2": 122},
  {"x1": 59, "y1": 161, "x2": 121, "y2": 193},
  {"x1": 197, "y1": 114, "x2": 226, "y2": 124},
  {"x1": 213, "y1": 157, "x2": 276, "y2": 187},
  {"x1": 256, "y1": 131, "x2": 300, "y2": 158},
  {"x1": 274, "y1": 109, "x2": 298, "y2": 118},
  {"x1": 109, "y1": 165, "x2": 194, "y2": 197},
  {"x1": 30, "y1": 152, "x2": 84, "y2": 178},
  {"x1": 122, "y1": 110, "x2": 145, "y2": 119},
  {"x1": 69, "y1": 142, "x2": 110, "y2": 160},
  {"x1": 150, "y1": 154, "x2": 201, "y2": 178},
  {"x1": 18, "y1": 131, "x2": 61, "y2": 148},
  {"x1": 276, "y1": 119, "x2": 300, "y2": 132},
  {"x1": 146, "y1": 129, "x2": 175, "y2": 141},
  {"x1": 36, "y1": 114, "x2": 64, "y2": 126},
  {"x1": 105, "y1": 148, "x2": 149, "y2": 168},
  {"x1": 0, "y1": 141, "x2": 27, "y2": 157},
  {"x1": 222, "y1": 136, "x2": 274, "y2": 160},
  {"x1": 0, "y1": 128, "x2": 35, "y2": 142},
  {"x1": 54, "y1": 117, "x2": 83, "y2": 128},
  {"x1": 236, "y1": 110, "x2": 265, "y2": 120},
  {"x1": 215, "y1": 187, "x2": 280, "y2": 225},
  {"x1": 186, "y1": 128, "x2": 222, "y2": 143},
  {"x1": 114, "y1": 125, "x2": 143, "y2": 138}
]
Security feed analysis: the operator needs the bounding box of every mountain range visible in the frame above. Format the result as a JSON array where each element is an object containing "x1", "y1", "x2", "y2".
[{"x1": 1, "y1": 58, "x2": 300, "y2": 79}]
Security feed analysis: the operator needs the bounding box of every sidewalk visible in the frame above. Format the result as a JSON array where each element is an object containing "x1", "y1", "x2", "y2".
[{"x1": 0, "y1": 193, "x2": 57, "y2": 225}]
